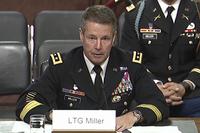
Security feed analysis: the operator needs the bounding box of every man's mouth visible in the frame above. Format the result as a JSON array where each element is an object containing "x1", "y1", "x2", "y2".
[{"x1": 93, "y1": 53, "x2": 103, "y2": 57}]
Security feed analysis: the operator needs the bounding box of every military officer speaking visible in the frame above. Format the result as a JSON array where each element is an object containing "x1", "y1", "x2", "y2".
[
  {"x1": 120, "y1": 0, "x2": 200, "y2": 116},
  {"x1": 16, "y1": 5, "x2": 169, "y2": 132}
]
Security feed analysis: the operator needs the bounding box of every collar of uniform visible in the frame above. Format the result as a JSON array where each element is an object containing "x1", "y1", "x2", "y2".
[
  {"x1": 83, "y1": 52, "x2": 109, "y2": 82},
  {"x1": 157, "y1": 0, "x2": 181, "y2": 22}
]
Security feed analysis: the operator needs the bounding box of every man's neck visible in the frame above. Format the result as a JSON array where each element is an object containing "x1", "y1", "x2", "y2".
[{"x1": 162, "y1": 0, "x2": 178, "y2": 5}]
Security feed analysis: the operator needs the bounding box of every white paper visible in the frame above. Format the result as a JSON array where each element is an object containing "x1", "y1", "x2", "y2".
[
  {"x1": 0, "y1": 121, "x2": 182, "y2": 133},
  {"x1": 0, "y1": 121, "x2": 16, "y2": 133},
  {"x1": 127, "y1": 126, "x2": 182, "y2": 133},
  {"x1": 11, "y1": 121, "x2": 52, "y2": 133}
]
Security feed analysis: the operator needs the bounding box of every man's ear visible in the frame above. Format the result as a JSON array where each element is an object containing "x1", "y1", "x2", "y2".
[
  {"x1": 79, "y1": 28, "x2": 83, "y2": 42},
  {"x1": 112, "y1": 31, "x2": 117, "y2": 44}
]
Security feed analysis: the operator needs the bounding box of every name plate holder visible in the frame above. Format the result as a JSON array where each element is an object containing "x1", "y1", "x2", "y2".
[{"x1": 52, "y1": 110, "x2": 116, "y2": 133}]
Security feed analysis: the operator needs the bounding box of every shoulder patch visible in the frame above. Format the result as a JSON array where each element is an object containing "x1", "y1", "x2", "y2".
[
  {"x1": 132, "y1": 51, "x2": 142, "y2": 64},
  {"x1": 50, "y1": 52, "x2": 63, "y2": 65}
]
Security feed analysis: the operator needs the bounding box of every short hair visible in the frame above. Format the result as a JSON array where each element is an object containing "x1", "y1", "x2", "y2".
[{"x1": 80, "y1": 5, "x2": 117, "y2": 33}]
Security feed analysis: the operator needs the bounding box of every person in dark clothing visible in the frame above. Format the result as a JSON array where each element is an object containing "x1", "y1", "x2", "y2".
[
  {"x1": 16, "y1": 5, "x2": 169, "y2": 132},
  {"x1": 120, "y1": 0, "x2": 200, "y2": 116}
]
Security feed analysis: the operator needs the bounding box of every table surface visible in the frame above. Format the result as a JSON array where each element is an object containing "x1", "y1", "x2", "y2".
[
  {"x1": 0, "y1": 117, "x2": 199, "y2": 133},
  {"x1": 170, "y1": 117, "x2": 200, "y2": 133}
]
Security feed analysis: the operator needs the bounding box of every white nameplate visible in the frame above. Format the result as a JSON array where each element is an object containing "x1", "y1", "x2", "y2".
[{"x1": 52, "y1": 110, "x2": 116, "y2": 131}]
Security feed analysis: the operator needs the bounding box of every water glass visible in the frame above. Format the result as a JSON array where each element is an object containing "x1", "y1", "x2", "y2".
[{"x1": 30, "y1": 114, "x2": 45, "y2": 133}]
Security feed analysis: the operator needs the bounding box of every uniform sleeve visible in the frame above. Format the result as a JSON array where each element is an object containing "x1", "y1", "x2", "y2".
[
  {"x1": 183, "y1": 9, "x2": 200, "y2": 91},
  {"x1": 185, "y1": 42, "x2": 200, "y2": 89},
  {"x1": 129, "y1": 63, "x2": 169, "y2": 125},
  {"x1": 182, "y1": 0, "x2": 200, "y2": 90},
  {"x1": 16, "y1": 53, "x2": 62, "y2": 123}
]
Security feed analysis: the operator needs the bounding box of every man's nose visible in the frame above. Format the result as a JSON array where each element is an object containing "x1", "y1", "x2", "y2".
[{"x1": 96, "y1": 39, "x2": 102, "y2": 49}]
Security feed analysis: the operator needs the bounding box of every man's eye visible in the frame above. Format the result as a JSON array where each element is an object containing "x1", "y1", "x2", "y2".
[
  {"x1": 90, "y1": 37, "x2": 96, "y2": 40},
  {"x1": 102, "y1": 37, "x2": 111, "y2": 41},
  {"x1": 88, "y1": 36, "x2": 96, "y2": 40}
]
